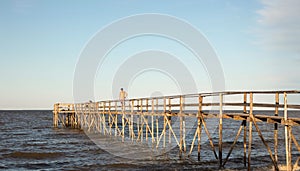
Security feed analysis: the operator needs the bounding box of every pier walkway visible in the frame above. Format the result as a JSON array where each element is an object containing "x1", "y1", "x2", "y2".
[{"x1": 53, "y1": 90, "x2": 300, "y2": 171}]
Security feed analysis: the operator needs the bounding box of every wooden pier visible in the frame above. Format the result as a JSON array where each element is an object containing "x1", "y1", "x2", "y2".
[{"x1": 53, "y1": 90, "x2": 300, "y2": 170}]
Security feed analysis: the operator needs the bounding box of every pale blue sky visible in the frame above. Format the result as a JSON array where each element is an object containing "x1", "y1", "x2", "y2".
[{"x1": 0, "y1": 0, "x2": 299, "y2": 109}]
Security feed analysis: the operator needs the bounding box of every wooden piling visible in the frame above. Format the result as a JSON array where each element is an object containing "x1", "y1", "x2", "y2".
[
  {"x1": 198, "y1": 95, "x2": 203, "y2": 161},
  {"x1": 146, "y1": 99, "x2": 149, "y2": 141},
  {"x1": 274, "y1": 93, "x2": 279, "y2": 164},
  {"x1": 243, "y1": 92, "x2": 247, "y2": 167},
  {"x1": 284, "y1": 92, "x2": 292, "y2": 171},
  {"x1": 151, "y1": 99, "x2": 155, "y2": 143},
  {"x1": 219, "y1": 93, "x2": 223, "y2": 168},
  {"x1": 164, "y1": 98, "x2": 166, "y2": 148},
  {"x1": 168, "y1": 98, "x2": 171, "y2": 145},
  {"x1": 248, "y1": 92, "x2": 253, "y2": 171},
  {"x1": 122, "y1": 101, "x2": 125, "y2": 142},
  {"x1": 183, "y1": 109, "x2": 186, "y2": 153},
  {"x1": 108, "y1": 101, "x2": 111, "y2": 135},
  {"x1": 156, "y1": 98, "x2": 159, "y2": 145},
  {"x1": 115, "y1": 101, "x2": 118, "y2": 137},
  {"x1": 180, "y1": 96, "x2": 183, "y2": 157},
  {"x1": 140, "y1": 99, "x2": 143, "y2": 142},
  {"x1": 53, "y1": 104, "x2": 58, "y2": 127}
]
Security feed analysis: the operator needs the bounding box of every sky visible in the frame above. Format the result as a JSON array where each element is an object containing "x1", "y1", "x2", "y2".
[{"x1": 0, "y1": 0, "x2": 299, "y2": 109}]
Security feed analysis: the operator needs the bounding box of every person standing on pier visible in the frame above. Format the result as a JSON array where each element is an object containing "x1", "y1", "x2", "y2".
[{"x1": 119, "y1": 88, "x2": 128, "y2": 111}]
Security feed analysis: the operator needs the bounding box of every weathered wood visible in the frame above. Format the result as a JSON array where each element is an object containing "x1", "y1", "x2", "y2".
[
  {"x1": 198, "y1": 95, "x2": 203, "y2": 161},
  {"x1": 288, "y1": 126, "x2": 292, "y2": 171},
  {"x1": 156, "y1": 98, "x2": 159, "y2": 144},
  {"x1": 53, "y1": 90, "x2": 300, "y2": 169},
  {"x1": 108, "y1": 101, "x2": 111, "y2": 135},
  {"x1": 219, "y1": 93, "x2": 223, "y2": 168},
  {"x1": 243, "y1": 120, "x2": 247, "y2": 167},
  {"x1": 151, "y1": 99, "x2": 155, "y2": 143},
  {"x1": 251, "y1": 111, "x2": 279, "y2": 170},
  {"x1": 168, "y1": 98, "x2": 171, "y2": 145},
  {"x1": 165, "y1": 115, "x2": 180, "y2": 148},
  {"x1": 140, "y1": 99, "x2": 143, "y2": 142},
  {"x1": 284, "y1": 92, "x2": 292, "y2": 171},
  {"x1": 243, "y1": 92, "x2": 247, "y2": 167},
  {"x1": 274, "y1": 93, "x2": 279, "y2": 164},
  {"x1": 291, "y1": 132, "x2": 300, "y2": 152},
  {"x1": 248, "y1": 93, "x2": 253, "y2": 171},
  {"x1": 197, "y1": 116, "x2": 202, "y2": 161},
  {"x1": 189, "y1": 120, "x2": 199, "y2": 156},
  {"x1": 146, "y1": 99, "x2": 149, "y2": 141},
  {"x1": 115, "y1": 102, "x2": 118, "y2": 137},
  {"x1": 183, "y1": 115, "x2": 186, "y2": 153},
  {"x1": 180, "y1": 96, "x2": 183, "y2": 156},
  {"x1": 223, "y1": 121, "x2": 244, "y2": 166},
  {"x1": 199, "y1": 112, "x2": 218, "y2": 160},
  {"x1": 164, "y1": 98, "x2": 166, "y2": 148},
  {"x1": 122, "y1": 105, "x2": 125, "y2": 142}
]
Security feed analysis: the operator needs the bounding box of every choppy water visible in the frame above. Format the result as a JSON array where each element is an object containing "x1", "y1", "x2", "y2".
[{"x1": 0, "y1": 110, "x2": 299, "y2": 170}]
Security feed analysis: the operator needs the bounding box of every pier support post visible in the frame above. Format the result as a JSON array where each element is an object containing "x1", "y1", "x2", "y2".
[
  {"x1": 219, "y1": 93, "x2": 223, "y2": 168},
  {"x1": 115, "y1": 101, "x2": 118, "y2": 137},
  {"x1": 140, "y1": 99, "x2": 143, "y2": 142},
  {"x1": 53, "y1": 103, "x2": 58, "y2": 127},
  {"x1": 198, "y1": 95, "x2": 203, "y2": 161},
  {"x1": 156, "y1": 98, "x2": 159, "y2": 144},
  {"x1": 243, "y1": 92, "x2": 247, "y2": 167},
  {"x1": 164, "y1": 98, "x2": 166, "y2": 148},
  {"x1": 284, "y1": 92, "x2": 292, "y2": 171},
  {"x1": 168, "y1": 98, "x2": 172, "y2": 146},
  {"x1": 151, "y1": 99, "x2": 155, "y2": 143},
  {"x1": 274, "y1": 93, "x2": 279, "y2": 164},
  {"x1": 248, "y1": 93, "x2": 253, "y2": 171},
  {"x1": 179, "y1": 96, "x2": 183, "y2": 157},
  {"x1": 131, "y1": 100, "x2": 134, "y2": 140}
]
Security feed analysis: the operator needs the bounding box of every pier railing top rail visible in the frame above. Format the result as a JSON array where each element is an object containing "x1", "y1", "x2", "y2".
[
  {"x1": 54, "y1": 90, "x2": 300, "y2": 112},
  {"x1": 95, "y1": 90, "x2": 300, "y2": 102},
  {"x1": 60, "y1": 90, "x2": 299, "y2": 103}
]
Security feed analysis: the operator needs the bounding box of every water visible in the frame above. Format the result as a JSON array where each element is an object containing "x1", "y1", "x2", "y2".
[{"x1": 0, "y1": 110, "x2": 299, "y2": 170}]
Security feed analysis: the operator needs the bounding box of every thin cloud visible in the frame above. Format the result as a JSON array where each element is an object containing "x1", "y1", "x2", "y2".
[{"x1": 256, "y1": 0, "x2": 300, "y2": 53}]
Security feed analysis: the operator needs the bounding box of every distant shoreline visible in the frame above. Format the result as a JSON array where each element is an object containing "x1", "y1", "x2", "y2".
[{"x1": 0, "y1": 109, "x2": 52, "y2": 111}]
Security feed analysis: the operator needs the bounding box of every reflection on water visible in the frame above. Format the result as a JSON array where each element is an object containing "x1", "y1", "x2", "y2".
[{"x1": 0, "y1": 110, "x2": 299, "y2": 170}]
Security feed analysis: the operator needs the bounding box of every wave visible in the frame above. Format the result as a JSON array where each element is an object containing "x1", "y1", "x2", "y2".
[{"x1": 3, "y1": 151, "x2": 64, "y2": 159}]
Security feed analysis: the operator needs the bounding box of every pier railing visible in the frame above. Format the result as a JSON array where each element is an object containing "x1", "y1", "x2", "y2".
[{"x1": 53, "y1": 90, "x2": 300, "y2": 171}]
